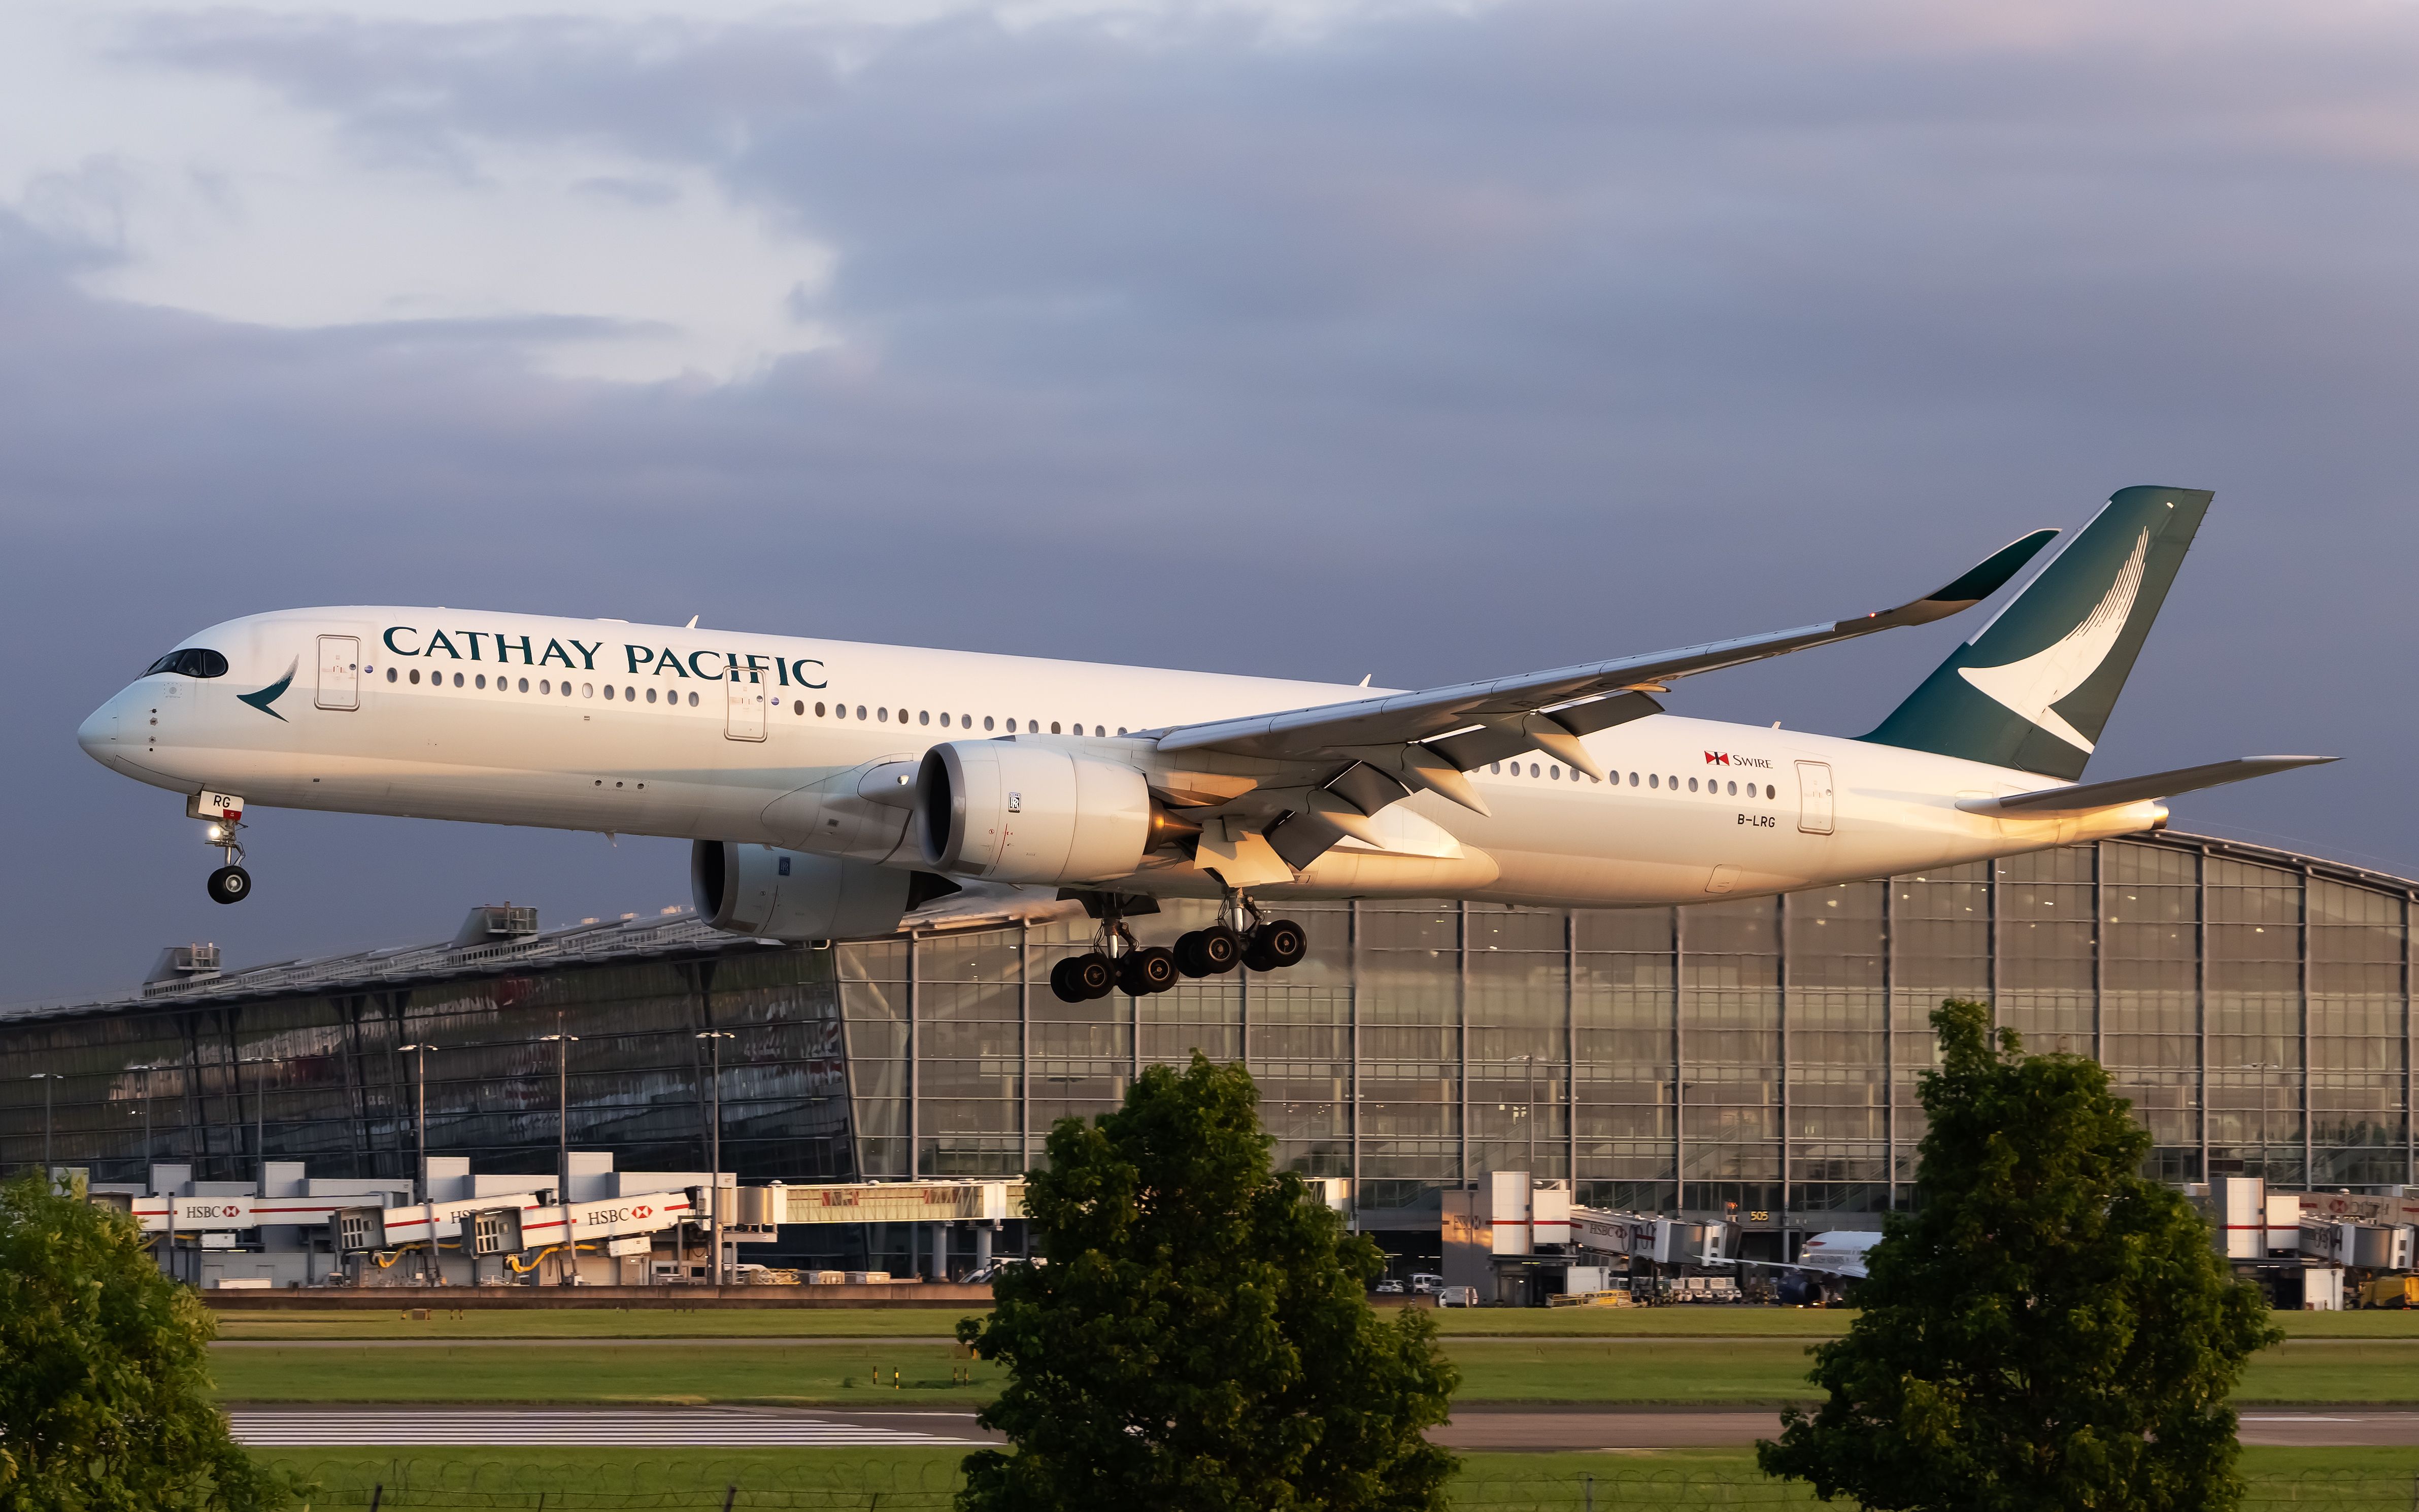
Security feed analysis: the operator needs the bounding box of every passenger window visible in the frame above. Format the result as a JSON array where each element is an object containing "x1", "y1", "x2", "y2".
[
  {"x1": 1549, "y1": 765, "x2": 1560, "y2": 780},
  {"x1": 602, "y1": 684, "x2": 614, "y2": 700},
  {"x1": 856, "y1": 705, "x2": 867, "y2": 719},
  {"x1": 1117, "y1": 727, "x2": 1127, "y2": 736},
  {"x1": 1649, "y1": 774, "x2": 1658, "y2": 789},
  {"x1": 1490, "y1": 762, "x2": 1500, "y2": 774},
  {"x1": 582, "y1": 683, "x2": 594, "y2": 697},
  {"x1": 1687, "y1": 777, "x2": 1697, "y2": 792},
  {"x1": 879, "y1": 707, "x2": 889, "y2": 722},
  {"x1": 1051, "y1": 722, "x2": 1062, "y2": 734},
  {"x1": 539, "y1": 679, "x2": 549, "y2": 694},
  {"x1": 920, "y1": 711, "x2": 930, "y2": 725},
  {"x1": 1728, "y1": 780, "x2": 1737, "y2": 796},
  {"x1": 386, "y1": 668, "x2": 397, "y2": 683},
  {"x1": 687, "y1": 691, "x2": 698, "y2": 707},
  {"x1": 519, "y1": 678, "x2": 529, "y2": 693},
  {"x1": 477, "y1": 675, "x2": 489, "y2": 690},
  {"x1": 1529, "y1": 763, "x2": 1539, "y2": 778},
  {"x1": 984, "y1": 716, "x2": 995, "y2": 730},
  {"x1": 453, "y1": 673, "x2": 464, "y2": 688},
  {"x1": 815, "y1": 702, "x2": 826, "y2": 716},
  {"x1": 625, "y1": 687, "x2": 635, "y2": 701},
  {"x1": 1766, "y1": 784, "x2": 1776, "y2": 799},
  {"x1": 939, "y1": 712, "x2": 950, "y2": 727}
]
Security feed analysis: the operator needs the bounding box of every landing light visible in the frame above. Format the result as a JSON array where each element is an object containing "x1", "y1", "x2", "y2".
[{"x1": 205, "y1": 825, "x2": 225, "y2": 843}]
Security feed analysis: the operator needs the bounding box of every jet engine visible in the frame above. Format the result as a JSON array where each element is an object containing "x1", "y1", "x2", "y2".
[
  {"x1": 691, "y1": 842, "x2": 915, "y2": 941},
  {"x1": 917, "y1": 741, "x2": 1152, "y2": 885}
]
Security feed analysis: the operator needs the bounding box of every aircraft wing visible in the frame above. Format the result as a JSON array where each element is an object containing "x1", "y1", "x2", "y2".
[
  {"x1": 1957, "y1": 756, "x2": 2337, "y2": 816},
  {"x1": 1151, "y1": 529, "x2": 2059, "y2": 783}
]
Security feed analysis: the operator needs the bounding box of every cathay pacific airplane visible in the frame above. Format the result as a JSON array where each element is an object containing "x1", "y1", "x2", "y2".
[{"x1": 79, "y1": 486, "x2": 2328, "y2": 1003}]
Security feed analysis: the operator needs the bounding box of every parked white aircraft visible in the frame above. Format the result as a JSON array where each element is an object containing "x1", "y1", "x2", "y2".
[{"x1": 80, "y1": 486, "x2": 2326, "y2": 1002}]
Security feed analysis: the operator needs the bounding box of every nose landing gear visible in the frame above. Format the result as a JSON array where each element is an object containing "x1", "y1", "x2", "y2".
[{"x1": 198, "y1": 803, "x2": 251, "y2": 905}]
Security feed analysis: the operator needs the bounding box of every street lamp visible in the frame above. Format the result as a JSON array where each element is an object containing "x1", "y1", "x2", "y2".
[
  {"x1": 696, "y1": 1030, "x2": 735, "y2": 1288},
  {"x1": 539, "y1": 1020, "x2": 579, "y2": 1285},
  {"x1": 30, "y1": 1073, "x2": 61, "y2": 1180},
  {"x1": 397, "y1": 1044, "x2": 439, "y2": 1204},
  {"x1": 239, "y1": 1056, "x2": 283, "y2": 1193},
  {"x1": 398, "y1": 1043, "x2": 440, "y2": 1286}
]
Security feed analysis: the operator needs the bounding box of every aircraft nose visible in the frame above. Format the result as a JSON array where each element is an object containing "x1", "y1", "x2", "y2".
[{"x1": 77, "y1": 692, "x2": 124, "y2": 761}]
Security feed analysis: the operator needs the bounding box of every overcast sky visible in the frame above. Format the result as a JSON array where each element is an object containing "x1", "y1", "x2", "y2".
[{"x1": 4, "y1": 0, "x2": 2413, "y2": 1003}]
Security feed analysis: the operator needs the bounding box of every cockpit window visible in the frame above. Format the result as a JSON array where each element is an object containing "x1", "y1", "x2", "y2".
[{"x1": 144, "y1": 648, "x2": 229, "y2": 679}]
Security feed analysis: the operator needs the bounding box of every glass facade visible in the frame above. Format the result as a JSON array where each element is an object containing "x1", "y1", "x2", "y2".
[{"x1": 5, "y1": 831, "x2": 2412, "y2": 1242}]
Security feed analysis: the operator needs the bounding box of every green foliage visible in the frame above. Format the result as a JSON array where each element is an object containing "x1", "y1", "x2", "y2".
[
  {"x1": 958, "y1": 1053, "x2": 1459, "y2": 1511},
  {"x1": 0, "y1": 1173, "x2": 303, "y2": 1511},
  {"x1": 1757, "y1": 1000, "x2": 2282, "y2": 1511}
]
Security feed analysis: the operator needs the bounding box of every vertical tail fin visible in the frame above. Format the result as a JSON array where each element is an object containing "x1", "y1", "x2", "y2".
[{"x1": 1859, "y1": 486, "x2": 2211, "y2": 780}]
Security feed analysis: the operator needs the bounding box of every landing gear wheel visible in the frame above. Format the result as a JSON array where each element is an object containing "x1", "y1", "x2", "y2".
[
  {"x1": 1066, "y1": 952, "x2": 1118, "y2": 1001},
  {"x1": 206, "y1": 865, "x2": 252, "y2": 905},
  {"x1": 1174, "y1": 926, "x2": 1245, "y2": 978},
  {"x1": 1118, "y1": 947, "x2": 1181, "y2": 996},
  {"x1": 1244, "y1": 918, "x2": 1307, "y2": 972},
  {"x1": 1050, "y1": 956, "x2": 1084, "y2": 1004}
]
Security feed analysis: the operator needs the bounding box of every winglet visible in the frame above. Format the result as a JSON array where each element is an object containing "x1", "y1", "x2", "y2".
[{"x1": 1859, "y1": 528, "x2": 2060, "y2": 631}]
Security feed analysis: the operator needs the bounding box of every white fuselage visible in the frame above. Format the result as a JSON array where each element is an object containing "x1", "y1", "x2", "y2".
[{"x1": 78, "y1": 607, "x2": 2164, "y2": 908}]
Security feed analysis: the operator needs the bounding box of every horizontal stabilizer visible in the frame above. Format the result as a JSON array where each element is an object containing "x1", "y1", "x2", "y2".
[{"x1": 1956, "y1": 756, "x2": 2336, "y2": 816}]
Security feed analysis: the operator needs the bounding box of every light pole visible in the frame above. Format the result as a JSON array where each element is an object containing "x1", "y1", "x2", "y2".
[
  {"x1": 30, "y1": 1073, "x2": 61, "y2": 1181},
  {"x1": 539, "y1": 1022, "x2": 579, "y2": 1286},
  {"x1": 398, "y1": 1044, "x2": 439, "y2": 1203},
  {"x1": 399, "y1": 1043, "x2": 440, "y2": 1285},
  {"x1": 240, "y1": 1056, "x2": 282, "y2": 1194},
  {"x1": 696, "y1": 1030, "x2": 735, "y2": 1288}
]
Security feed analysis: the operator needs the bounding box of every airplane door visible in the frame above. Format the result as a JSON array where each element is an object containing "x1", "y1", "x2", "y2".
[
  {"x1": 315, "y1": 635, "x2": 361, "y2": 711},
  {"x1": 1795, "y1": 760, "x2": 1834, "y2": 835},
  {"x1": 725, "y1": 676, "x2": 766, "y2": 742}
]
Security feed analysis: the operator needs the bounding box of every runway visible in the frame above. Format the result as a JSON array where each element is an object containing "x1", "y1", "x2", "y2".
[{"x1": 224, "y1": 1405, "x2": 2419, "y2": 1448}]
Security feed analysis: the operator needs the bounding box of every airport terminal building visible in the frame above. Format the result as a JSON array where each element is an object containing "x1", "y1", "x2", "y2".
[{"x1": 4, "y1": 828, "x2": 2412, "y2": 1271}]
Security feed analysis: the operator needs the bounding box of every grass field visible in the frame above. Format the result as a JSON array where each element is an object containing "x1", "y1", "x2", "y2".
[
  {"x1": 210, "y1": 1301, "x2": 2419, "y2": 1342},
  {"x1": 244, "y1": 1446, "x2": 2419, "y2": 1509},
  {"x1": 208, "y1": 1334, "x2": 2419, "y2": 1406}
]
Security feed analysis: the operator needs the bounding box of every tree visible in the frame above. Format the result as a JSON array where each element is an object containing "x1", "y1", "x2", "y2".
[
  {"x1": 958, "y1": 1053, "x2": 1458, "y2": 1511},
  {"x1": 0, "y1": 1173, "x2": 302, "y2": 1511},
  {"x1": 1757, "y1": 999, "x2": 2280, "y2": 1511}
]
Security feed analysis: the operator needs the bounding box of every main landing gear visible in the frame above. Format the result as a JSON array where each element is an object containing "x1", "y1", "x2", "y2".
[
  {"x1": 203, "y1": 817, "x2": 251, "y2": 905},
  {"x1": 1048, "y1": 894, "x2": 1307, "y2": 1004}
]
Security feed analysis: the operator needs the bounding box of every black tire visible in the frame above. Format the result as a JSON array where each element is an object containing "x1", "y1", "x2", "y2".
[
  {"x1": 1195, "y1": 925, "x2": 1244, "y2": 975},
  {"x1": 1249, "y1": 918, "x2": 1307, "y2": 970},
  {"x1": 1119, "y1": 946, "x2": 1180, "y2": 995},
  {"x1": 207, "y1": 865, "x2": 251, "y2": 905},
  {"x1": 1068, "y1": 952, "x2": 1118, "y2": 1000},
  {"x1": 1173, "y1": 931, "x2": 1211, "y2": 978},
  {"x1": 1049, "y1": 956, "x2": 1086, "y2": 1004}
]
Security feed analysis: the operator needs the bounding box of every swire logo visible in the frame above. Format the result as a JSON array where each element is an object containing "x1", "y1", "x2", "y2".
[
  {"x1": 1704, "y1": 751, "x2": 1729, "y2": 765},
  {"x1": 1704, "y1": 751, "x2": 1775, "y2": 769}
]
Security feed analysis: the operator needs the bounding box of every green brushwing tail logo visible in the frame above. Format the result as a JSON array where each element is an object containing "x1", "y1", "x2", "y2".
[{"x1": 238, "y1": 659, "x2": 297, "y2": 722}]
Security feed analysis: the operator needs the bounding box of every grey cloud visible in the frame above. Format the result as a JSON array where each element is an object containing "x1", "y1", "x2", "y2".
[{"x1": 3, "y1": 1, "x2": 2416, "y2": 999}]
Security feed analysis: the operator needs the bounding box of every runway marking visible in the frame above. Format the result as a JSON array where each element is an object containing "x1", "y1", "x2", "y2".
[
  {"x1": 226, "y1": 1407, "x2": 986, "y2": 1447},
  {"x1": 2241, "y1": 1415, "x2": 2361, "y2": 1422}
]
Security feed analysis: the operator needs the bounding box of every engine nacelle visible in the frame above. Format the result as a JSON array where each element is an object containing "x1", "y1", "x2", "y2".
[
  {"x1": 691, "y1": 842, "x2": 914, "y2": 942},
  {"x1": 917, "y1": 741, "x2": 1151, "y2": 885}
]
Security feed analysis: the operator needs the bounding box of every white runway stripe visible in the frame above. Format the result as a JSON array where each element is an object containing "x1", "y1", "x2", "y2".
[{"x1": 227, "y1": 1407, "x2": 986, "y2": 1447}]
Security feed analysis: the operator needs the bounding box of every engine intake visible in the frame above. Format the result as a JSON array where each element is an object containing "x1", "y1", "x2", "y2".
[
  {"x1": 917, "y1": 741, "x2": 1151, "y2": 885},
  {"x1": 691, "y1": 842, "x2": 915, "y2": 941}
]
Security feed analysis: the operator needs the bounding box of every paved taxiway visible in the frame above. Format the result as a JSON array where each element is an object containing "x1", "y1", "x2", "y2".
[{"x1": 225, "y1": 1406, "x2": 2419, "y2": 1449}]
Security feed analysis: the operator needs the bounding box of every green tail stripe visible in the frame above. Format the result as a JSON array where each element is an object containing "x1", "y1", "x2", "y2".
[{"x1": 1859, "y1": 486, "x2": 2211, "y2": 780}]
